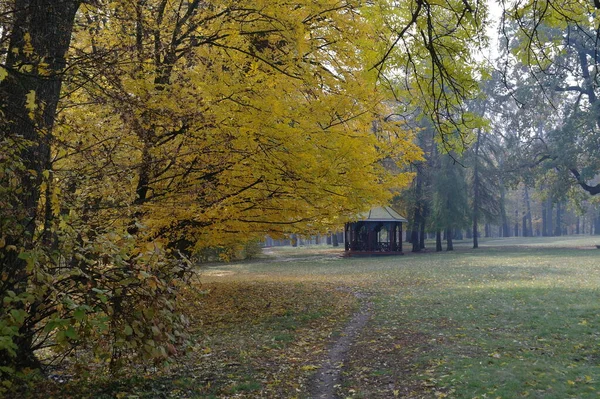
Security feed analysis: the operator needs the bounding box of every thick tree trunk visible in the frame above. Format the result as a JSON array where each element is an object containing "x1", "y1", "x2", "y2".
[
  {"x1": 542, "y1": 201, "x2": 548, "y2": 236},
  {"x1": 555, "y1": 202, "x2": 562, "y2": 236},
  {"x1": 594, "y1": 209, "x2": 600, "y2": 235},
  {"x1": 0, "y1": 0, "x2": 82, "y2": 370},
  {"x1": 446, "y1": 228, "x2": 454, "y2": 251},
  {"x1": 411, "y1": 218, "x2": 421, "y2": 252},
  {"x1": 332, "y1": 233, "x2": 339, "y2": 247},
  {"x1": 436, "y1": 230, "x2": 442, "y2": 252}
]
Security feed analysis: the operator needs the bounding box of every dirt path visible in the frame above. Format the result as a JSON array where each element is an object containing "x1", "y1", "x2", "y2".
[{"x1": 309, "y1": 291, "x2": 373, "y2": 399}]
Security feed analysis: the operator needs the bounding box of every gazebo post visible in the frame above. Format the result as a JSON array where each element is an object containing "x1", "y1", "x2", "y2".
[{"x1": 398, "y1": 223, "x2": 403, "y2": 253}]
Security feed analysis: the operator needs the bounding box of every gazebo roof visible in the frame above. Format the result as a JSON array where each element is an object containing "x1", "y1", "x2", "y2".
[{"x1": 356, "y1": 206, "x2": 408, "y2": 223}]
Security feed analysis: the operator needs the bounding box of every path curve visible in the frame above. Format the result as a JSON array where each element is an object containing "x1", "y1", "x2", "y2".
[{"x1": 309, "y1": 291, "x2": 372, "y2": 399}]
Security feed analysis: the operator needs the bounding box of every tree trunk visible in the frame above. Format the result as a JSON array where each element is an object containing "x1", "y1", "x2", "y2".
[
  {"x1": 547, "y1": 199, "x2": 554, "y2": 236},
  {"x1": 0, "y1": 0, "x2": 82, "y2": 370},
  {"x1": 524, "y1": 186, "x2": 533, "y2": 237},
  {"x1": 446, "y1": 228, "x2": 454, "y2": 251},
  {"x1": 555, "y1": 202, "x2": 562, "y2": 236},
  {"x1": 542, "y1": 201, "x2": 548, "y2": 236},
  {"x1": 436, "y1": 230, "x2": 442, "y2": 252},
  {"x1": 411, "y1": 164, "x2": 424, "y2": 252},
  {"x1": 472, "y1": 128, "x2": 481, "y2": 248},
  {"x1": 499, "y1": 168, "x2": 510, "y2": 237},
  {"x1": 332, "y1": 233, "x2": 339, "y2": 247},
  {"x1": 419, "y1": 213, "x2": 426, "y2": 250},
  {"x1": 411, "y1": 219, "x2": 421, "y2": 252}
]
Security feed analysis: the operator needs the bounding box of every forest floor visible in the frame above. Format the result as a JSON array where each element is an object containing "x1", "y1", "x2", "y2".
[{"x1": 26, "y1": 235, "x2": 600, "y2": 398}]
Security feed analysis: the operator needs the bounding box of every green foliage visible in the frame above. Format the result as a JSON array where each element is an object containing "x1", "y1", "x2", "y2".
[
  {"x1": 0, "y1": 213, "x2": 194, "y2": 393},
  {"x1": 431, "y1": 153, "x2": 471, "y2": 231},
  {"x1": 499, "y1": 2, "x2": 600, "y2": 196}
]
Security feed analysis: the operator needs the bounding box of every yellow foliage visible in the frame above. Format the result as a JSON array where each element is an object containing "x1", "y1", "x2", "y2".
[{"x1": 54, "y1": 0, "x2": 423, "y2": 252}]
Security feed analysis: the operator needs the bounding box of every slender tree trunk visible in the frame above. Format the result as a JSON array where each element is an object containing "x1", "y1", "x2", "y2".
[
  {"x1": 547, "y1": 199, "x2": 554, "y2": 237},
  {"x1": 436, "y1": 230, "x2": 442, "y2": 252},
  {"x1": 472, "y1": 129, "x2": 481, "y2": 248},
  {"x1": 411, "y1": 164, "x2": 424, "y2": 253},
  {"x1": 332, "y1": 233, "x2": 339, "y2": 247},
  {"x1": 514, "y1": 210, "x2": 519, "y2": 237},
  {"x1": 499, "y1": 166, "x2": 510, "y2": 237},
  {"x1": 524, "y1": 186, "x2": 533, "y2": 237},
  {"x1": 419, "y1": 211, "x2": 426, "y2": 250}
]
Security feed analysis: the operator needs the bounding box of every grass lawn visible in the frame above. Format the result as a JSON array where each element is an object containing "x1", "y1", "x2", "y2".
[{"x1": 31, "y1": 236, "x2": 600, "y2": 398}]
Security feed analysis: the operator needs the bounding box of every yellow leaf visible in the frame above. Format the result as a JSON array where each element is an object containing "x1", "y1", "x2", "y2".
[{"x1": 25, "y1": 90, "x2": 37, "y2": 119}]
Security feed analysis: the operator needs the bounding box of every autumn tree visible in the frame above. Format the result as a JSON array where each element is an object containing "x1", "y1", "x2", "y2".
[
  {"x1": 0, "y1": 0, "x2": 490, "y2": 383},
  {"x1": 0, "y1": 0, "x2": 423, "y2": 378}
]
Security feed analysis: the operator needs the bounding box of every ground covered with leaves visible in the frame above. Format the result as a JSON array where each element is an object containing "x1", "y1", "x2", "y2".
[{"x1": 19, "y1": 236, "x2": 600, "y2": 398}]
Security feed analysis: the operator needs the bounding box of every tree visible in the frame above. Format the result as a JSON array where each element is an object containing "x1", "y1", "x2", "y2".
[
  {"x1": 501, "y1": 1, "x2": 600, "y2": 195},
  {"x1": 431, "y1": 152, "x2": 470, "y2": 251},
  {"x1": 0, "y1": 0, "x2": 491, "y2": 381},
  {"x1": 0, "y1": 0, "x2": 425, "y2": 377}
]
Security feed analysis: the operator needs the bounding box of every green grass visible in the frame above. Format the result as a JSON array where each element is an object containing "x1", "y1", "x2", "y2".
[
  {"x1": 31, "y1": 236, "x2": 600, "y2": 398},
  {"x1": 204, "y1": 236, "x2": 600, "y2": 398}
]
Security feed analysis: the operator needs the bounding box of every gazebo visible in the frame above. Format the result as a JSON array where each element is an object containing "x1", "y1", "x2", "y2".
[{"x1": 344, "y1": 206, "x2": 407, "y2": 255}]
